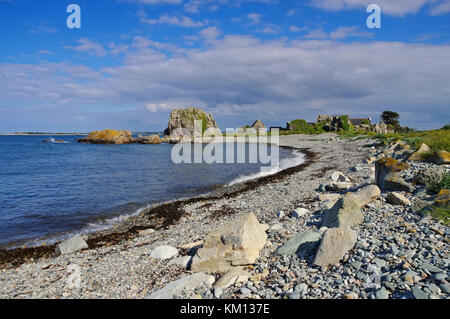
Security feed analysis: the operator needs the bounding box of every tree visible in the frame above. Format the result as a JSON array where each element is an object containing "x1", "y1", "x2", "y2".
[{"x1": 381, "y1": 111, "x2": 400, "y2": 128}]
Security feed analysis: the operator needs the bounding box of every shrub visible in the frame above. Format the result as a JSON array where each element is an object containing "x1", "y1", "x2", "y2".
[
  {"x1": 426, "y1": 172, "x2": 450, "y2": 194},
  {"x1": 340, "y1": 115, "x2": 353, "y2": 132}
]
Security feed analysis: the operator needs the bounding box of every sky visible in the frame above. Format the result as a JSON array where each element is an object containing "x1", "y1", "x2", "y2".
[{"x1": 0, "y1": 0, "x2": 449, "y2": 132}]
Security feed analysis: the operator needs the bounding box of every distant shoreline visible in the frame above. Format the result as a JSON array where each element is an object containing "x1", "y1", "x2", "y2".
[{"x1": 0, "y1": 133, "x2": 88, "y2": 136}]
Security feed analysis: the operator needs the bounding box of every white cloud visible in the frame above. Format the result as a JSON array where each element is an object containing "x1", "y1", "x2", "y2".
[
  {"x1": 64, "y1": 38, "x2": 107, "y2": 57},
  {"x1": 200, "y1": 26, "x2": 221, "y2": 40},
  {"x1": 2, "y1": 36, "x2": 450, "y2": 130},
  {"x1": 144, "y1": 14, "x2": 204, "y2": 27},
  {"x1": 329, "y1": 26, "x2": 373, "y2": 39},
  {"x1": 310, "y1": 0, "x2": 450, "y2": 16},
  {"x1": 246, "y1": 13, "x2": 261, "y2": 24}
]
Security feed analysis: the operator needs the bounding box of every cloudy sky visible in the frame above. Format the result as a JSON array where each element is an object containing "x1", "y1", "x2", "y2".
[{"x1": 0, "y1": 0, "x2": 449, "y2": 132}]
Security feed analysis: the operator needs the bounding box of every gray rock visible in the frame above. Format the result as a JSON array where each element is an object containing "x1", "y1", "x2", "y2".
[
  {"x1": 149, "y1": 245, "x2": 179, "y2": 260},
  {"x1": 275, "y1": 231, "x2": 321, "y2": 256},
  {"x1": 288, "y1": 292, "x2": 301, "y2": 299},
  {"x1": 55, "y1": 236, "x2": 88, "y2": 255},
  {"x1": 439, "y1": 283, "x2": 450, "y2": 294},
  {"x1": 375, "y1": 287, "x2": 389, "y2": 299},
  {"x1": 411, "y1": 285, "x2": 428, "y2": 299},
  {"x1": 147, "y1": 272, "x2": 215, "y2": 299},
  {"x1": 240, "y1": 287, "x2": 251, "y2": 295},
  {"x1": 382, "y1": 172, "x2": 415, "y2": 193},
  {"x1": 313, "y1": 227, "x2": 357, "y2": 269},
  {"x1": 291, "y1": 208, "x2": 309, "y2": 218},
  {"x1": 386, "y1": 192, "x2": 411, "y2": 206},
  {"x1": 322, "y1": 197, "x2": 362, "y2": 228},
  {"x1": 168, "y1": 255, "x2": 193, "y2": 269},
  {"x1": 419, "y1": 262, "x2": 443, "y2": 273}
]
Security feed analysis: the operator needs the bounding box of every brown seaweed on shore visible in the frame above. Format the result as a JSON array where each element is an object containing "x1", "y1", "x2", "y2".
[{"x1": 0, "y1": 148, "x2": 316, "y2": 269}]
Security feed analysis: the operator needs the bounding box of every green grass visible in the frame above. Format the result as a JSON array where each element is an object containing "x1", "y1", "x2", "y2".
[
  {"x1": 428, "y1": 206, "x2": 450, "y2": 226},
  {"x1": 337, "y1": 128, "x2": 450, "y2": 153}
]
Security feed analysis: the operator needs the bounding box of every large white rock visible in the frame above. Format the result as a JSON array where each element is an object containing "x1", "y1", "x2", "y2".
[
  {"x1": 331, "y1": 171, "x2": 350, "y2": 182},
  {"x1": 55, "y1": 236, "x2": 88, "y2": 255},
  {"x1": 147, "y1": 273, "x2": 215, "y2": 299},
  {"x1": 190, "y1": 213, "x2": 267, "y2": 274},
  {"x1": 313, "y1": 227, "x2": 357, "y2": 269},
  {"x1": 150, "y1": 245, "x2": 179, "y2": 260}
]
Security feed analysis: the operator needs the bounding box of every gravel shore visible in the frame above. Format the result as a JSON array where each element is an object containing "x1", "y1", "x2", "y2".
[{"x1": 0, "y1": 133, "x2": 448, "y2": 299}]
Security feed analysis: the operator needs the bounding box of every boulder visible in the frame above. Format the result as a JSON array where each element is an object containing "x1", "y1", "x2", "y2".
[
  {"x1": 135, "y1": 134, "x2": 161, "y2": 144},
  {"x1": 275, "y1": 231, "x2": 321, "y2": 257},
  {"x1": 408, "y1": 143, "x2": 431, "y2": 161},
  {"x1": 214, "y1": 268, "x2": 250, "y2": 291},
  {"x1": 348, "y1": 185, "x2": 381, "y2": 207},
  {"x1": 375, "y1": 157, "x2": 409, "y2": 187},
  {"x1": 325, "y1": 182, "x2": 352, "y2": 192},
  {"x1": 331, "y1": 171, "x2": 350, "y2": 182},
  {"x1": 291, "y1": 208, "x2": 309, "y2": 218},
  {"x1": 147, "y1": 272, "x2": 215, "y2": 299},
  {"x1": 321, "y1": 185, "x2": 380, "y2": 228},
  {"x1": 375, "y1": 157, "x2": 414, "y2": 192},
  {"x1": 313, "y1": 226, "x2": 357, "y2": 269},
  {"x1": 386, "y1": 192, "x2": 411, "y2": 206},
  {"x1": 55, "y1": 236, "x2": 88, "y2": 255},
  {"x1": 382, "y1": 172, "x2": 415, "y2": 193},
  {"x1": 430, "y1": 150, "x2": 450, "y2": 165},
  {"x1": 322, "y1": 196, "x2": 363, "y2": 229},
  {"x1": 190, "y1": 213, "x2": 267, "y2": 274},
  {"x1": 77, "y1": 129, "x2": 133, "y2": 144},
  {"x1": 164, "y1": 107, "x2": 218, "y2": 138},
  {"x1": 150, "y1": 245, "x2": 179, "y2": 260},
  {"x1": 434, "y1": 189, "x2": 449, "y2": 207},
  {"x1": 168, "y1": 256, "x2": 194, "y2": 269}
]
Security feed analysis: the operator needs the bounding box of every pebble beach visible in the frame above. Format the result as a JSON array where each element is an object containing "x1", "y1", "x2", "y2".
[{"x1": 0, "y1": 133, "x2": 448, "y2": 300}]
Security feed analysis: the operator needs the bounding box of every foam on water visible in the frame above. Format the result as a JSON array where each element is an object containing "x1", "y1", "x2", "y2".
[{"x1": 227, "y1": 150, "x2": 306, "y2": 186}]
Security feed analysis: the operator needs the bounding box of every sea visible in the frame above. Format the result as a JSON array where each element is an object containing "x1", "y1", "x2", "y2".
[{"x1": 0, "y1": 134, "x2": 305, "y2": 248}]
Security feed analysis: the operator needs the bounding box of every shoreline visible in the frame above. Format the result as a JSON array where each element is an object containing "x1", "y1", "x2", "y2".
[
  {"x1": 1, "y1": 133, "x2": 447, "y2": 299},
  {"x1": 0, "y1": 144, "x2": 315, "y2": 269}
]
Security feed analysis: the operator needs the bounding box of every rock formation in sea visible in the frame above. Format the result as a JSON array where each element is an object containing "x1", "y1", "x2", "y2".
[
  {"x1": 77, "y1": 129, "x2": 133, "y2": 144},
  {"x1": 164, "y1": 107, "x2": 218, "y2": 139}
]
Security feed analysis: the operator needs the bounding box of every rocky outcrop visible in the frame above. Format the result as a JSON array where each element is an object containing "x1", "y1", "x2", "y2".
[
  {"x1": 313, "y1": 226, "x2": 357, "y2": 269},
  {"x1": 164, "y1": 107, "x2": 218, "y2": 138},
  {"x1": 135, "y1": 134, "x2": 161, "y2": 144},
  {"x1": 375, "y1": 157, "x2": 414, "y2": 192},
  {"x1": 190, "y1": 213, "x2": 268, "y2": 274},
  {"x1": 78, "y1": 129, "x2": 133, "y2": 144},
  {"x1": 373, "y1": 123, "x2": 395, "y2": 134},
  {"x1": 317, "y1": 115, "x2": 352, "y2": 132},
  {"x1": 251, "y1": 119, "x2": 266, "y2": 132}
]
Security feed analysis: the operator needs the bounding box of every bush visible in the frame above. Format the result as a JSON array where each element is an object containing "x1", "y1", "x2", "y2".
[
  {"x1": 362, "y1": 119, "x2": 371, "y2": 125},
  {"x1": 340, "y1": 115, "x2": 353, "y2": 132},
  {"x1": 426, "y1": 172, "x2": 450, "y2": 194}
]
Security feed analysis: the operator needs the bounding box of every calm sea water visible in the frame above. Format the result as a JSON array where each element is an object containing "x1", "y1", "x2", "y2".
[{"x1": 0, "y1": 135, "x2": 304, "y2": 248}]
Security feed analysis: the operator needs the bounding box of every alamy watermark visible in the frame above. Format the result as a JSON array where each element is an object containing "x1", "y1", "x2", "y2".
[
  {"x1": 171, "y1": 120, "x2": 280, "y2": 166},
  {"x1": 66, "y1": 4, "x2": 81, "y2": 29},
  {"x1": 367, "y1": 4, "x2": 381, "y2": 29}
]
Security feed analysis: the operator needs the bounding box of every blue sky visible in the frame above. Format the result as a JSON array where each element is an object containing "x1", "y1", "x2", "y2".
[{"x1": 0, "y1": 0, "x2": 449, "y2": 132}]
